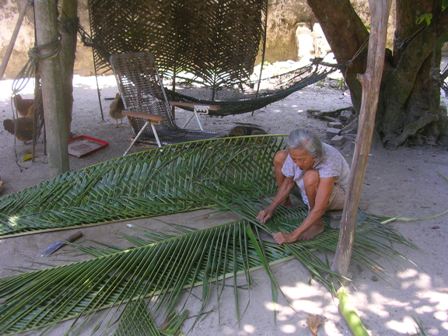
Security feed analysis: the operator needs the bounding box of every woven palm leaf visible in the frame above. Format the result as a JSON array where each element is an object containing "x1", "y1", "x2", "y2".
[
  {"x1": 113, "y1": 300, "x2": 163, "y2": 336},
  {"x1": 0, "y1": 135, "x2": 283, "y2": 237},
  {"x1": 88, "y1": 0, "x2": 267, "y2": 89},
  {"x1": 205, "y1": 183, "x2": 414, "y2": 287},
  {"x1": 113, "y1": 299, "x2": 187, "y2": 336}
]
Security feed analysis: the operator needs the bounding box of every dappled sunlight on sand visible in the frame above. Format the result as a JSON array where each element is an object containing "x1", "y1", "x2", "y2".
[
  {"x1": 345, "y1": 266, "x2": 448, "y2": 335},
  {"x1": 387, "y1": 316, "x2": 423, "y2": 334},
  {"x1": 242, "y1": 324, "x2": 255, "y2": 333},
  {"x1": 275, "y1": 281, "x2": 343, "y2": 335},
  {"x1": 279, "y1": 324, "x2": 296, "y2": 333},
  {"x1": 399, "y1": 268, "x2": 432, "y2": 289},
  {"x1": 251, "y1": 261, "x2": 447, "y2": 335}
]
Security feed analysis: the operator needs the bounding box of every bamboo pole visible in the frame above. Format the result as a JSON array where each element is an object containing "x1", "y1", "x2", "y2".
[
  {"x1": 331, "y1": 0, "x2": 392, "y2": 278},
  {"x1": 34, "y1": 0, "x2": 69, "y2": 176},
  {"x1": 0, "y1": 0, "x2": 30, "y2": 79}
]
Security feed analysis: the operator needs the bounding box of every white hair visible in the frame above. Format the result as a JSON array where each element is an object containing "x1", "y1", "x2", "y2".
[{"x1": 286, "y1": 128, "x2": 323, "y2": 160}]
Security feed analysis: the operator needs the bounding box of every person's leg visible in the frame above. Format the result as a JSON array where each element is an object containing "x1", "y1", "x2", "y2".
[
  {"x1": 301, "y1": 169, "x2": 324, "y2": 240},
  {"x1": 273, "y1": 150, "x2": 292, "y2": 206},
  {"x1": 273, "y1": 150, "x2": 288, "y2": 187},
  {"x1": 327, "y1": 184, "x2": 345, "y2": 211},
  {"x1": 303, "y1": 169, "x2": 319, "y2": 209}
]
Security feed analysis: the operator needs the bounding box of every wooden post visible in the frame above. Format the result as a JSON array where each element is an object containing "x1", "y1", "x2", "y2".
[
  {"x1": 331, "y1": 0, "x2": 392, "y2": 278},
  {"x1": 59, "y1": 0, "x2": 78, "y2": 134},
  {"x1": 0, "y1": 0, "x2": 30, "y2": 79},
  {"x1": 35, "y1": 0, "x2": 69, "y2": 176}
]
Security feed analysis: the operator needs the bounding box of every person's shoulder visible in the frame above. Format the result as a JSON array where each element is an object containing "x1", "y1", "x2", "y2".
[
  {"x1": 322, "y1": 143, "x2": 343, "y2": 159},
  {"x1": 320, "y1": 143, "x2": 348, "y2": 168},
  {"x1": 282, "y1": 153, "x2": 295, "y2": 170},
  {"x1": 322, "y1": 142, "x2": 338, "y2": 152}
]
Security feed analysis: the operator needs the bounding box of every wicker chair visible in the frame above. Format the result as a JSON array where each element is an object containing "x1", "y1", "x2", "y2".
[{"x1": 110, "y1": 51, "x2": 220, "y2": 155}]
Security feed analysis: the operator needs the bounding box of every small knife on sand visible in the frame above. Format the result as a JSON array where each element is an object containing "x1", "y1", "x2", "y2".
[{"x1": 40, "y1": 231, "x2": 83, "y2": 257}]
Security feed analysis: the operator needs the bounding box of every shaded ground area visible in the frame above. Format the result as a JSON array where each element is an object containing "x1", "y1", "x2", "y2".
[{"x1": 0, "y1": 76, "x2": 447, "y2": 335}]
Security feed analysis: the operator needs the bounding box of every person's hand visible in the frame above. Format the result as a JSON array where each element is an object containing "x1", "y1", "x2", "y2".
[
  {"x1": 272, "y1": 232, "x2": 297, "y2": 245},
  {"x1": 256, "y1": 206, "x2": 274, "y2": 224}
]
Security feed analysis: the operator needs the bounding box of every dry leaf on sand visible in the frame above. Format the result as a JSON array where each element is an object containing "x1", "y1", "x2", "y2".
[{"x1": 306, "y1": 314, "x2": 325, "y2": 336}]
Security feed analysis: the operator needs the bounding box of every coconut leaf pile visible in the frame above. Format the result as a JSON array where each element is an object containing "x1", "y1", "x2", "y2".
[{"x1": 0, "y1": 135, "x2": 414, "y2": 335}]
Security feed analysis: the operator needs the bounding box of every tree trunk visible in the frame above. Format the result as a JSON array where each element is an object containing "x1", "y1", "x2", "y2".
[
  {"x1": 35, "y1": 0, "x2": 69, "y2": 176},
  {"x1": 307, "y1": 0, "x2": 368, "y2": 113},
  {"x1": 332, "y1": 0, "x2": 392, "y2": 278},
  {"x1": 377, "y1": 0, "x2": 445, "y2": 146},
  {"x1": 307, "y1": 0, "x2": 448, "y2": 147},
  {"x1": 59, "y1": 0, "x2": 78, "y2": 134}
]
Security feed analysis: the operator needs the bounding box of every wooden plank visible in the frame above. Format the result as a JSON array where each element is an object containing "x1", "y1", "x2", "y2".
[
  {"x1": 170, "y1": 101, "x2": 221, "y2": 111},
  {"x1": 122, "y1": 111, "x2": 164, "y2": 123}
]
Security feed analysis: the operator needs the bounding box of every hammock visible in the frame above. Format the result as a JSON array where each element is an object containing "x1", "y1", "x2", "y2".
[
  {"x1": 83, "y1": 0, "x2": 338, "y2": 117},
  {"x1": 164, "y1": 60, "x2": 338, "y2": 116}
]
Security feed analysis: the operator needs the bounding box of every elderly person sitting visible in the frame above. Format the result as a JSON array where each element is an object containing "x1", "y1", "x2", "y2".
[{"x1": 256, "y1": 128, "x2": 350, "y2": 244}]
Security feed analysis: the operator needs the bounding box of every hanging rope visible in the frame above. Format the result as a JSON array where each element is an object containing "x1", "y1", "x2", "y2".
[
  {"x1": 12, "y1": 35, "x2": 61, "y2": 94},
  {"x1": 251, "y1": 0, "x2": 269, "y2": 116},
  {"x1": 9, "y1": 35, "x2": 61, "y2": 170}
]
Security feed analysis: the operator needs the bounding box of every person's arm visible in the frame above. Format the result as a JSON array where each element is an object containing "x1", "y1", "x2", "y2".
[
  {"x1": 274, "y1": 177, "x2": 335, "y2": 243},
  {"x1": 256, "y1": 176, "x2": 295, "y2": 224}
]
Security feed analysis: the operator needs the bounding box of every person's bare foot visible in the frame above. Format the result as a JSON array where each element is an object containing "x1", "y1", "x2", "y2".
[{"x1": 300, "y1": 221, "x2": 324, "y2": 240}]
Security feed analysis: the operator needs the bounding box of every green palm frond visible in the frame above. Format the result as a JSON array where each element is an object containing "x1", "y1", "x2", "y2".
[
  {"x1": 202, "y1": 182, "x2": 414, "y2": 288},
  {"x1": 0, "y1": 219, "x2": 288, "y2": 335},
  {"x1": 0, "y1": 202, "x2": 412, "y2": 335},
  {"x1": 0, "y1": 135, "x2": 283, "y2": 237},
  {"x1": 0, "y1": 135, "x2": 416, "y2": 335},
  {"x1": 411, "y1": 316, "x2": 428, "y2": 336},
  {"x1": 113, "y1": 300, "x2": 163, "y2": 336},
  {"x1": 201, "y1": 183, "x2": 341, "y2": 289},
  {"x1": 113, "y1": 299, "x2": 188, "y2": 336}
]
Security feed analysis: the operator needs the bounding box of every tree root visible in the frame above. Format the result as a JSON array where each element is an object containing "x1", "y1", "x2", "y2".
[{"x1": 384, "y1": 114, "x2": 437, "y2": 147}]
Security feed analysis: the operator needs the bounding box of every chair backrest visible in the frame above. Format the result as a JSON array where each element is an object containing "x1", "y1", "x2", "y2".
[{"x1": 110, "y1": 52, "x2": 177, "y2": 131}]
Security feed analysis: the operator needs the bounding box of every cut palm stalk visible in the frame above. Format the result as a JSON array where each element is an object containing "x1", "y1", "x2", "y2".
[{"x1": 337, "y1": 287, "x2": 369, "y2": 336}]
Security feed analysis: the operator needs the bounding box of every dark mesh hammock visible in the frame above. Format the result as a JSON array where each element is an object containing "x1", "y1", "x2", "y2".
[
  {"x1": 164, "y1": 60, "x2": 337, "y2": 116},
  {"x1": 85, "y1": 0, "x2": 338, "y2": 116}
]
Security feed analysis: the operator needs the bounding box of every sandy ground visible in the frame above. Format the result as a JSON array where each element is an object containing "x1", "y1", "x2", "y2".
[{"x1": 0, "y1": 73, "x2": 447, "y2": 336}]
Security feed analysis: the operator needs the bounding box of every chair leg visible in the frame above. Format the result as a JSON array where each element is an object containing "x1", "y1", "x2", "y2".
[
  {"x1": 182, "y1": 114, "x2": 196, "y2": 129},
  {"x1": 123, "y1": 121, "x2": 150, "y2": 156},
  {"x1": 193, "y1": 105, "x2": 209, "y2": 130},
  {"x1": 193, "y1": 110, "x2": 204, "y2": 131},
  {"x1": 180, "y1": 106, "x2": 207, "y2": 131},
  {"x1": 149, "y1": 123, "x2": 162, "y2": 147}
]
